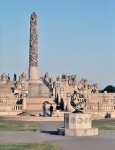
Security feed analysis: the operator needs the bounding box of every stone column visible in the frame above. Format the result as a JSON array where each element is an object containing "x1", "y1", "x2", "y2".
[
  {"x1": 29, "y1": 12, "x2": 38, "y2": 80},
  {"x1": 67, "y1": 93, "x2": 71, "y2": 111}
]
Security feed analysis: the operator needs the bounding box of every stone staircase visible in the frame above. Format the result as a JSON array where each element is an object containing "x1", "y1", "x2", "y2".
[
  {"x1": 0, "y1": 81, "x2": 15, "y2": 93},
  {"x1": 26, "y1": 97, "x2": 56, "y2": 111},
  {"x1": 0, "y1": 81, "x2": 23, "y2": 115}
]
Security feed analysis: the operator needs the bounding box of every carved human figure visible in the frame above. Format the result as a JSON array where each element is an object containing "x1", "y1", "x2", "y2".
[
  {"x1": 50, "y1": 77, "x2": 53, "y2": 84},
  {"x1": 53, "y1": 81, "x2": 56, "y2": 88},
  {"x1": 1, "y1": 73, "x2": 8, "y2": 83},
  {"x1": 74, "y1": 75, "x2": 77, "y2": 82},
  {"x1": 45, "y1": 72, "x2": 49, "y2": 80},
  {"x1": 22, "y1": 72, "x2": 26, "y2": 78},
  {"x1": 62, "y1": 73, "x2": 64, "y2": 79},
  {"x1": 57, "y1": 76, "x2": 61, "y2": 81},
  {"x1": 65, "y1": 73, "x2": 67, "y2": 79},
  {"x1": 19, "y1": 73, "x2": 26, "y2": 82},
  {"x1": 84, "y1": 79, "x2": 88, "y2": 89},
  {"x1": 29, "y1": 12, "x2": 38, "y2": 67},
  {"x1": 8, "y1": 74, "x2": 10, "y2": 82},
  {"x1": 15, "y1": 82, "x2": 21, "y2": 90}
]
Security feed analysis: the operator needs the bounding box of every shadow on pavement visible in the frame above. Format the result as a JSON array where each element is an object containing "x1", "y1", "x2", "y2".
[{"x1": 41, "y1": 130, "x2": 58, "y2": 135}]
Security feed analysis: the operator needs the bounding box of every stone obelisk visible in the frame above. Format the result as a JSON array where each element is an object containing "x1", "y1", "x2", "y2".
[{"x1": 29, "y1": 12, "x2": 38, "y2": 80}]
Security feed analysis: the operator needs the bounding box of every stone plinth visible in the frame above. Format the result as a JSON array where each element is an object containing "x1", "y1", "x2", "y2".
[
  {"x1": 28, "y1": 83, "x2": 51, "y2": 98},
  {"x1": 29, "y1": 66, "x2": 38, "y2": 80},
  {"x1": 58, "y1": 113, "x2": 98, "y2": 136}
]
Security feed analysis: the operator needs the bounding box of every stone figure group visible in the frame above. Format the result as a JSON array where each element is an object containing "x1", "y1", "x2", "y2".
[
  {"x1": 15, "y1": 81, "x2": 21, "y2": 89},
  {"x1": 19, "y1": 72, "x2": 26, "y2": 82},
  {"x1": 1, "y1": 73, "x2": 8, "y2": 82},
  {"x1": 0, "y1": 73, "x2": 10, "y2": 83},
  {"x1": 78, "y1": 78, "x2": 98, "y2": 93},
  {"x1": 44, "y1": 72, "x2": 53, "y2": 84},
  {"x1": 68, "y1": 75, "x2": 77, "y2": 86},
  {"x1": 61, "y1": 73, "x2": 77, "y2": 87}
]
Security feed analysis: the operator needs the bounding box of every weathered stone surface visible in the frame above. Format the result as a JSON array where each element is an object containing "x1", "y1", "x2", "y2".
[
  {"x1": 19, "y1": 72, "x2": 26, "y2": 82},
  {"x1": 29, "y1": 12, "x2": 38, "y2": 67},
  {"x1": 64, "y1": 113, "x2": 92, "y2": 129},
  {"x1": 28, "y1": 83, "x2": 51, "y2": 98}
]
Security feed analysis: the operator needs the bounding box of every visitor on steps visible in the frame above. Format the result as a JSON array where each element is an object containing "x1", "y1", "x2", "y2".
[
  {"x1": 49, "y1": 104, "x2": 53, "y2": 117},
  {"x1": 42, "y1": 102, "x2": 46, "y2": 117},
  {"x1": 56, "y1": 104, "x2": 60, "y2": 117},
  {"x1": 14, "y1": 73, "x2": 17, "y2": 81}
]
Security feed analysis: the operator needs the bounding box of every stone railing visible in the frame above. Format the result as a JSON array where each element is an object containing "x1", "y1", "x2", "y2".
[
  {"x1": 85, "y1": 103, "x2": 115, "y2": 111},
  {"x1": 0, "y1": 93, "x2": 15, "y2": 98},
  {"x1": 0, "y1": 98, "x2": 17, "y2": 104},
  {"x1": 0, "y1": 93, "x2": 23, "y2": 112},
  {"x1": 0, "y1": 104, "x2": 22, "y2": 111},
  {"x1": 12, "y1": 104, "x2": 22, "y2": 110},
  {"x1": 43, "y1": 79, "x2": 53, "y2": 89}
]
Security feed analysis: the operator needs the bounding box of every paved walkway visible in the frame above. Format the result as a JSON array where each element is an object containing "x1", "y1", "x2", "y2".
[{"x1": 0, "y1": 121, "x2": 115, "y2": 150}]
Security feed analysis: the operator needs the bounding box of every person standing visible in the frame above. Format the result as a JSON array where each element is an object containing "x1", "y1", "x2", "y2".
[
  {"x1": 42, "y1": 102, "x2": 46, "y2": 117},
  {"x1": 14, "y1": 73, "x2": 16, "y2": 81},
  {"x1": 49, "y1": 104, "x2": 53, "y2": 117},
  {"x1": 56, "y1": 104, "x2": 60, "y2": 117}
]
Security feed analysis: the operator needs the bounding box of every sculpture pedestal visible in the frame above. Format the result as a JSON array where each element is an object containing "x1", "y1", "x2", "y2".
[
  {"x1": 57, "y1": 113, "x2": 98, "y2": 136},
  {"x1": 29, "y1": 66, "x2": 38, "y2": 80}
]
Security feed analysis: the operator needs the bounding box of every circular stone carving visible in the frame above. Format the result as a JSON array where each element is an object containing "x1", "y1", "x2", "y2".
[
  {"x1": 70, "y1": 90, "x2": 87, "y2": 113},
  {"x1": 77, "y1": 117, "x2": 83, "y2": 124},
  {"x1": 70, "y1": 117, "x2": 76, "y2": 124},
  {"x1": 65, "y1": 117, "x2": 69, "y2": 123},
  {"x1": 84, "y1": 117, "x2": 89, "y2": 123}
]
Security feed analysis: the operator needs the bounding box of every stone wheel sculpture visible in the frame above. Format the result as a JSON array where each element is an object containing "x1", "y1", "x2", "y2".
[{"x1": 70, "y1": 90, "x2": 87, "y2": 113}]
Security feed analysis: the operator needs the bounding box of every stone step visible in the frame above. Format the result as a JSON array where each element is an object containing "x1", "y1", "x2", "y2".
[
  {"x1": 0, "y1": 111, "x2": 22, "y2": 115},
  {"x1": 26, "y1": 103, "x2": 56, "y2": 110},
  {"x1": 27, "y1": 98, "x2": 55, "y2": 103},
  {"x1": 30, "y1": 111, "x2": 66, "y2": 117},
  {"x1": 0, "y1": 115, "x2": 64, "y2": 121}
]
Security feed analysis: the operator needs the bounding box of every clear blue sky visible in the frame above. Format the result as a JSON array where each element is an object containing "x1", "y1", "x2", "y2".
[{"x1": 0, "y1": 0, "x2": 115, "y2": 90}]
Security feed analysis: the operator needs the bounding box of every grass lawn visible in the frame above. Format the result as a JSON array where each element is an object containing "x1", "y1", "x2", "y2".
[
  {"x1": 0, "y1": 122, "x2": 39, "y2": 131},
  {"x1": 92, "y1": 121, "x2": 115, "y2": 130},
  {"x1": 0, "y1": 142, "x2": 58, "y2": 150}
]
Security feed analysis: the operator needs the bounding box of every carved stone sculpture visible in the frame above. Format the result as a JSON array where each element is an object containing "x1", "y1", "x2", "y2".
[
  {"x1": 29, "y1": 12, "x2": 38, "y2": 67},
  {"x1": 57, "y1": 76, "x2": 61, "y2": 81},
  {"x1": 15, "y1": 82, "x2": 22, "y2": 90},
  {"x1": 78, "y1": 78, "x2": 88, "y2": 90},
  {"x1": 29, "y1": 12, "x2": 38, "y2": 80},
  {"x1": 19, "y1": 72, "x2": 26, "y2": 82},
  {"x1": 50, "y1": 77, "x2": 53, "y2": 84},
  {"x1": 53, "y1": 81, "x2": 56, "y2": 88},
  {"x1": 0, "y1": 73, "x2": 8, "y2": 83},
  {"x1": 68, "y1": 75, "x2": 77, "y2": 87}
]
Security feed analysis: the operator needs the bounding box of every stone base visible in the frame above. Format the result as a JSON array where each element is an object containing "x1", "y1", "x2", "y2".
[
  {"x1": 29, "y1": 66, "x2": 38, "y2": 80},
  {"x1": 28, "y1": 83, "x2": 51, "y2": 98},
  {"x1": 57, "y1": 127, "x2": 98, "y2": 136}
]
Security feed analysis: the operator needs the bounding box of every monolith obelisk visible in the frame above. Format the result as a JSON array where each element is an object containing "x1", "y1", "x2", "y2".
[{"x1": 29, "y1": 12, "x2": 38, "y2": 80}]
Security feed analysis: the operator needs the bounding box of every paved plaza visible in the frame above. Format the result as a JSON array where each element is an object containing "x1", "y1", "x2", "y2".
[{"x1": 0, "y1": 121, "x2": 115, "y2": 150}]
